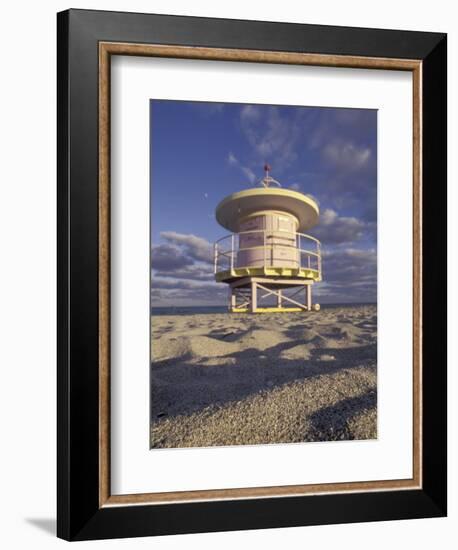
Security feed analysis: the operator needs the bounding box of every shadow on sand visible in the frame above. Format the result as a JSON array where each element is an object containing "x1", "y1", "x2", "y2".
[
  {"x1": 151, "y1": 339, "x2": 376, "y2": 422},
  {"x1": 307, "y1": 389, "x2": 377, "y2": 440}
]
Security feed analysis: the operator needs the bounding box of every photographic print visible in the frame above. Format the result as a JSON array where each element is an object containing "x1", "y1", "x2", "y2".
[{"x1": 150, "y1": 100, "x2": 377, "y2": 449}]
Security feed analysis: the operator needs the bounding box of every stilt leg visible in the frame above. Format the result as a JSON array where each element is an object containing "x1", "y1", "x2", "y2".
[
  {"x1": 251, "y1": 281, "x2": 257, "y2": 313},
  {"x1": 306, "y1": 284, "x2": 312, "y2": 311},
  {"x1": 277, "y1": 289, "x2": 282, "y2": 309},
  {"x1": 230, "y1": 287, "x2": 236, "y2": 312}
]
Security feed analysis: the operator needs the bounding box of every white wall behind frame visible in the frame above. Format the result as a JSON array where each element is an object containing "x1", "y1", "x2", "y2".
[{"x1": 0, "y1": 1, "x2": 455, "y2": 549}]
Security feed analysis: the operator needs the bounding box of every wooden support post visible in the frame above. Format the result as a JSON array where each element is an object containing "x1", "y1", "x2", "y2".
[
  {"x1": 277, "y1": 289, "x2": 282, "y2": 309},
  {"x1": 230, "y1": 288, "x2": 236, "y2": 312},
  {"x1": 306, "y1": 284, "x2": 312, "y2": 311},
  {"x1": 251, "y1": 281, "x2": 257, "y2": 313}
]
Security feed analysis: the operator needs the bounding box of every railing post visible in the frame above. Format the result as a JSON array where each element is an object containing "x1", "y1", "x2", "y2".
[
  {"x1": 318, "y1": 242, "x2": 322, "y2": 276},
  {"x1": 264, "y1": 230, "x2": 266, "y2": 268},
  {"x1": 298, "y1": 233, "x2": 301, "y2": 268}
]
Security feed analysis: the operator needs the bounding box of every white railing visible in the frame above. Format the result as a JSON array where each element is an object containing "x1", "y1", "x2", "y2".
[{"x1": 214, "y1": 229, "x2": 322, "y2": 278}]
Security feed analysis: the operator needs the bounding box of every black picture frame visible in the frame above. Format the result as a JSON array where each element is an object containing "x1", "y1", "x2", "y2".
[{"x1": 57, "y1": 8, "x2": 447, "y2": 541}]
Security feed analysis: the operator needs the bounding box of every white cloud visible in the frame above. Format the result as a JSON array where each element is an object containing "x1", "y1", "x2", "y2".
[
  {"x1": 322, "y1": 142, "x2": 371, "y2": 172},
  {"x1": 152, "y1": 277, "x2": 218, "y2": 290},
  {"x1": 226, "y1": 152, "x2": 256, "y2": 184},
  {"x1": 227, "y1": 151, "x2": 237, "y2": 165},
  {"x1": 151, "y1": 243, "x2": 189, "y2": 271},
  {"x1": 153, "y1": 264, "x2": 214, "y2": 281},
  {"x1": 240, "y1": 104, "x2": 261, "y2": 122},
  {"x1": 160, "y1": 231, "x2": 213, "y2": 263},
  {"x1": 151, "y1": 233, "x2": 220, "y2": 305},
  {"x1": 318, "y1": 247, "x2": 377, "y2": 303},
  {"x1": 311, "y1": 208, "x2": 367, "y2": 244},
  {"x1": 320, "y1": 208, "x2": 339, "y2": 225},
  {"x1": 239, "y1": 106, "x2": 300, "y2": 170}
]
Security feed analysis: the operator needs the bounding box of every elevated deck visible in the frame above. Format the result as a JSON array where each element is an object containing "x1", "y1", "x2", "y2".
[
  {"x1": 215, "y1": 266, "x2": 321, "y2": 284},
  {"x1": 214, "y1": 230, "x2": 322, "y2": 312},
  {"x1": 214, "y1": 229, "x2": 322, "y2": 283}
]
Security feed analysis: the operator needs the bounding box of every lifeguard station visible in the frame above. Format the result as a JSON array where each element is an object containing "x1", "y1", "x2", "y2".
[{"x1": 214, "y1": 165, "x2": 322, "y2": 313}]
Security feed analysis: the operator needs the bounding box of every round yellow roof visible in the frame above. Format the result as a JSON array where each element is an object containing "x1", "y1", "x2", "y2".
[{"x1": 215, "y1": 188, "x2": 319, "y2": 232}]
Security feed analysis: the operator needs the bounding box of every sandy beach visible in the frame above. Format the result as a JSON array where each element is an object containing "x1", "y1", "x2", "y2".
[{"x1": 150, "y1": 305, "x2": 377, "y2": 448}]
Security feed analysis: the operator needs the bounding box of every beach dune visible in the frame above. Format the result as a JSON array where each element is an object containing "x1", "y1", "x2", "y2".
[{"x1": 150, "y1": 305, "x2": 377, "y2": 448}]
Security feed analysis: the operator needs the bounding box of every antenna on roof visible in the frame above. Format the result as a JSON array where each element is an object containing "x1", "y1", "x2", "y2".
[{"x1": 260, "y1": 163, "x2": 281, "y2": 188}]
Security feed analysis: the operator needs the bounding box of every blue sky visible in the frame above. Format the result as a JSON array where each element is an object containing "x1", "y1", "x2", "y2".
[{"x1": 150, "y1": 100, "x2": 377, "y2": 306}]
